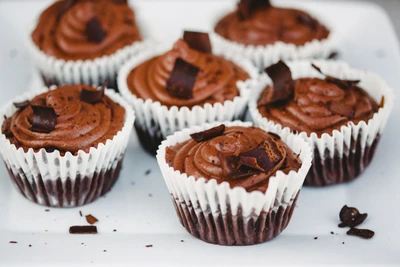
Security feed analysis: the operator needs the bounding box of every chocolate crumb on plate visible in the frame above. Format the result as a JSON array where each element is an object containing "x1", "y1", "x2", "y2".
[
  {"x1": 145, "y1": 244, "x2": 153, "y2": 248},
  {"x1": 180, "y1": 240, "x2": 184, "y2": 242},
  {"x1": 85, "y1": 214, "x2": 99, "y2": 225},
  {"x1": 331, "y1": 231, "x2": 334, "y2": 235},
  {"x1": 79, "y1": 211, "x2": 83, "y2": 217},
  {"x1": 338, "y1": 205, "x2": 368, "y2": 228},
  {"x1": 145, "y1": 169, "x2": 151, "y2": 175},
  {"x1": 9, "y1": 241, "x2": 17, "y2": 244},
  {"x1": 314, "y1": 237, "x2": 318, "y2": 240},
  {"x1": 113, "y1": 229, "x2": 117, "y2": 232},
  {"x1": 347, "y1": 228, "x2": 375, "y2": 239},
  {"x1": 29, "y1": 244, "x2": 32, "y2": 247},
  {"x1": 45, "y1": 209, "x2": 50, "y2": 212},
  {"x1": 69, "y1": 225, "x2": 98, "y2": 234}
]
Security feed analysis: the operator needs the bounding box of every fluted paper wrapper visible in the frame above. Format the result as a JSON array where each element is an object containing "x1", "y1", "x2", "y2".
[
  {"x1": 156, "y1": 121, "x2": 313, "y2": 245},
  {"x1": 0, "y1": 88, "x2": 135, "y2": 207},
  {"x1": 211, "y1": 23, "x2": 337, "y2": 70},
  {"x1": 249, "y1": 60, "x2": 395, "y2": 186},
  {"x1": 27, "y1": 30, "x2": 152, "y2": 91},
  {"x1": 118, "y1": 45, "x2": 259, "y2": 155}
]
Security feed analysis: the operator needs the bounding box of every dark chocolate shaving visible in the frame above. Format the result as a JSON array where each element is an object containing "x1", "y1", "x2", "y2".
[
  {"x1": 166, "y1": 58, "x2": 199, "y2": 99},
  {"x1": 30, "y1": 105, "x2": 57, "y2": 133},
  {"x1": 220, "y1": 154, "x2": 261, "y2": 180},
  {"x1": 237, "y1": 0, "x2": 271, "y2": 20},
  {"x1": 69, "y1": 226, "x2": 98, "y2": 234},
  {"x1": 190, "y1": 124, "x2": 225, "y2": 142},
  {"x1": 264, "y1": 60, "x2": 294, "y2": 104},
  {"x1": 13, "y1": 100, "x2": 30, "y2": 109},
  {"x1": 311, "y1": 64, "x2": 360, "y2": 90},
  {"x1": 346, "y1": 228, "x2": 374, "y2": 239},
  {"x1": 296, "y1": 13, "x2": 317, "y2": 30},
  {"x1": 183, "y1": 31, "x2": 212, "y2": 53},
  {"x1": 85, "y1": 214, "x2": 98, "y2": 225},
  {"x1": 328, "y1": 101, "x2": 356, "y2": 119},
  {"x1": 80, "y1": 83, "x2": 106, "y2": 104},
  {"x1": 338, "y1": 205, "x2": 368, "y2": 228},
  {"x1": 268, "y1": 132, "x2": 281, "y2": 140},
  {"x1": 86, "y1": 18, "x2": 106, "y2": 43}
]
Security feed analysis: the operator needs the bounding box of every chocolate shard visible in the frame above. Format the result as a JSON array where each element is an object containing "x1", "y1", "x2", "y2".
[
  {"x1": 86, "y1": 18, "x2": 106, "y2": 43},
  {"x1": 69, "y1": 226, "x2": 98, "y2": 234},
  {"x1": 268, "y1": 132, "x2": 281, "y2": 140},
  {"x1": 166, "y1": 58, "x2": 199, "y2": 99},
  {"x1": 311, "y1": 64, "x2": 360, "y2": 90},
  {"x1": 30, "y1": 105, "x2": 57, "y2": 133},
  {"x1": 296, "y1": 13, "x2": 317, "y2": 30},
  {"x1": 183, "y1": 31, "x2": 212, "y2": 54},
  {"x1": 85, "y1": 214, "x2": 98, "y2": 225},
  {"x1": 339, "y1": 205, "x2": 368, "y2": 228},
  {"x1": 80, "y1": 83, "x2": 106, "y2": 104},
  {"x1": 347, "y1": 228, "x2": 375, "y2": 239},
  {"x1": 220, "y1": 154, "x2": 261, "y2": 180},
  {"x1": 239, "y1": 155, "x2": 264, "y2": 172},
  {"x1": 190, "y1": 124, "x2": 225, "y2": 142},
  {"x1": 237, "y1": 0, "x2": 271, "y2": 20},
  {"x1": 13, "y1": 100, "x2": 30, "y2": 109},
  {"x1": 264, "y1": 60, "x2": 294, "y2": 104},
  {"x1": 328, "y1": 101, "x2": 356, "y2": 119}
]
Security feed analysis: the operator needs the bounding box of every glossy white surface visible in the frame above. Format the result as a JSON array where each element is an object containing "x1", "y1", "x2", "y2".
[{"x1": 0, "y1": 1, "x2": 399, "y2": 266}]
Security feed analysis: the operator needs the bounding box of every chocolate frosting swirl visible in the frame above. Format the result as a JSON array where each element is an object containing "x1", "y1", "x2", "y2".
[
  {"x1": 258, "y1": 78, "x2": 379, "y2": 136},
  {"x1": 32, "y1": 0, "x2": 142, "y2": 60},
  {"x1": 127, "y1": 39, "x2": 250, "y2": 108},
  {"x1": 215, "y1": 6, "x2": 329, "y2": 46},
  {"x1": 166, "y1": 126, "x2": 301, "y2": 192},
  {"x1": 2, "y1": 85, "x2": 125, "y2": 154}
]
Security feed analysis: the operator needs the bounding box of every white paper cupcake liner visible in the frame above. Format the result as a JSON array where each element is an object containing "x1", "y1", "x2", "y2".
[
  {"x1": 249, "y1": 60, "x2": 395, "y2": 186},
  {"x1": 156, "y1": 120, "x2": 313, "y2": 245},
  {"x1": 117, "y1": 44, "x2": 259, "y2": 155},
  {"x1": 0, "y1": 87, "x2": 135, "y2": 207},
  {"x1": 211, "y1": 11, "x2": 338, "y2": 70},
  {"x1": 27, "y1": 29, "x2": 153, "y2": 90}
]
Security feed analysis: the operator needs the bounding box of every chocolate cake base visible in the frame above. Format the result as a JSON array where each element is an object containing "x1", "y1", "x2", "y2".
[
  {"x1": 171, "y1": 194, "x2": 299, "y2": 246},
  {"x1": 5, "y1": 158, "x2": 123, "y2": 207},
  {"x1": 305, "y1": 135, "x2": 380, "y2": 187},
  {"x1": 40, "y1": 74, "x2": 119, "y2": 93}
]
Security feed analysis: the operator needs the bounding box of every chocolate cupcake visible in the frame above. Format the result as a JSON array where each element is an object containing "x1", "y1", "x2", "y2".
[
  {"x1": 249, "y1": 60, "x2": 395, "y2": 186},
  {"x1": 212, "y1": 0, "x2": 334, "y2": 68},
  {"x1": 28, "y1": 0, "x2": 148, "y2": 90},
  {"x1": 157, "y1": 121, "x2": 312, "y2": 245},
  {"x1": 0, "y1": 85, "x2": 134, "y2": 207},
  {"x1": 118, "y1": 31, "x2": 258, "y2": 155}
]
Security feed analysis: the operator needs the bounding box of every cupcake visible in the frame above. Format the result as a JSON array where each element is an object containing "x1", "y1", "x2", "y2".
[
  {"x1": 157, "y1": 121, "x2": 312, "y2": 245},
  {"x1": 118, "y1": 31, "x2": 258, "y2": 155},
  {"x1": 0, "y1": 84, "x2": 134, "y2": 207},
  {"x1": 212, "y1": 0, "x2": 334, "y2": 69},
  {"x1": 29, "y1": 0, "x2": 148, "y2": 91},
  {"x1": 249, "y1": 60, "x2": 395, "y2": 186}
]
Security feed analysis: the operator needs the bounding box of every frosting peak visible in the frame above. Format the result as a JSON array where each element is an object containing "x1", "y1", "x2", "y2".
[{"x1": 127, "y1": 39, "x2": 250, "y2": 108}]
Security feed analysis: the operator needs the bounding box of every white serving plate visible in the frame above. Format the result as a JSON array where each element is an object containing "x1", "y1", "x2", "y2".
[{"x1": 0, "y1": 0, "x2": 399, "y2": 266}]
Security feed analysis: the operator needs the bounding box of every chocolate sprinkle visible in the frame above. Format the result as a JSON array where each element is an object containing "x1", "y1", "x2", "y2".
[
  {"x1": 80, "y1": 83, "x2": 106, "y2": 104},
  {"x1": 183, "y1": 31, "x2": 212, "y2": 53},
  {"x1": 347, "y1": 228, "x2": 375, "y2": 239},
  {"x1": 13, "y1": 100, "x2": 30, "y2": 109},
  {"x1": 166, "y1": 58, "x2": 199, "y2": 99},
  {"x1": 237, "y1": 0, "x2": 271, "y2": 20},
  {"x1": 30, "y1": 105, "x2": 57, "y2": 133},
  {"x1": 85, "y1": 214, "x2": 99, "y2": 225},
  {"x1": 190, "y1": 124, "x2": 225, "y2": 142},
  {"x1": 264, "y1": 61, "x2": 294, "y2": 104},
  {"x1": 86, "y1": 18, "x2": 106, "y2": 43},
  {"x1": 69, "y1": 226, "x2": 98, "y2": 234},
  {"x1": 339, "y1": 205, "x2": 368, "y2": 228}
]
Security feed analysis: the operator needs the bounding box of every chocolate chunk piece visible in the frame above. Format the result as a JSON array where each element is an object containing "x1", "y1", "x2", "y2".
[
  {"x1": 237, "y1": 0, "x2": 271, "y2": 20},
  {"x1": 190, "y1": 124, "x2": 225, "y2": 142},
  {"x1": 220, "y1": 154, "x2": 261, "y2": 179},
  {"x1": 311, "y1": 64, "x2": 360, "y2": 90},
  {"x1": 13, "y1": 100, "x2": 30, "y2": 109},
  {"x1": 263, "y1": 61, "x2": 294, "y2": 104},
  {"x1": 166, "y1": 58, "x2": 199, "y2": 99},
  {"x1": 347, "y1": 228, "x2": 374, "y2": 239},
  {"x1": 30, "y1": 105, "x2": 57, "y2": 133},
  {"x1": 80, "y1": 83, "x2": 106, "y2": 104},
  {"x1": 86, "y1": 18, "x2": 106, "y2": 43},
  {"x1": 69, "y1": 226, "x2": 98, "y2": 234},
  {"x1": 183, "y1": 31, "x2": 212, "y2": 54},
  {"x1": 338, "y1": 205, "x2": 368, "y2": 228},
  {"x1": 85, "y1": 214, "x2": 98, "y2": 225},
  {"x1": 296, "y1": 13, "x2": 317, "y2": 30}
]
